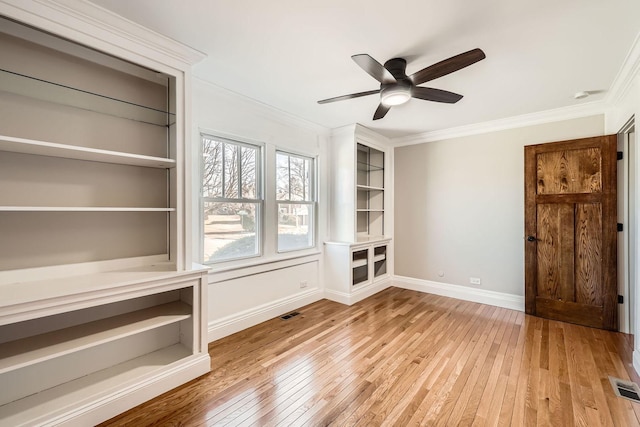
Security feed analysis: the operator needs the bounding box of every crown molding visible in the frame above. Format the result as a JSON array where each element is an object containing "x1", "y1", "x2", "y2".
[
  {"x1": 391, "y1": 101, "x2": 607, "y2": 147},
  {"x1": 392, "y1": 29, "x2": 640, "y2": 147},
  {"x1": 606, "y1": 30, "x2": 640, "y2": 106},
  {"x1": 194, "y1": 77, "x2": 330, "y2": 137},
  {"x1": 0, "y1": 0, "x2": 206, "y2": 71}
]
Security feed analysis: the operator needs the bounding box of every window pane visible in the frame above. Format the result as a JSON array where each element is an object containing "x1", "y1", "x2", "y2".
[
  {"x1": 223, "y1": 143, "x2": 239, "y2": 198},
  {"x1": 241, "y1": 145, "x2": 257, "y2": 199},
  {"x1": 204, "y1": 201, "x2": 259, "y2": 262},
  {"x1": 278, "y1": 203, "x2": 313, "y2": 251},
  {"x1": 276, "y1": 152, "x2": 289, "y2": 201},
  {"x1": 202, "y1": 138, "x2": 222, "y2": 198}
]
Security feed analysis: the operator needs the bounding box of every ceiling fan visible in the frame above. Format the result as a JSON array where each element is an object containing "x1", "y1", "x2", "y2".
[{"x1": 318, "y1": 48, "x2": 486, "y2": 120}]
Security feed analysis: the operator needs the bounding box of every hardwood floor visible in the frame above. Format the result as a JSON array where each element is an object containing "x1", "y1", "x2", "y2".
[{"x1": 101, "y1": 287, "x2": 640, "y2": 426}]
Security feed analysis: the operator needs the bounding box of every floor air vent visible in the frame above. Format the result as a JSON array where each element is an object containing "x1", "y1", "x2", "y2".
[
  {"x1": 280, "y1": 312, "x2": 300, "y2": 320},
  {"x1": 609, "y1": 376, "x2": 640, "y2": 402}
]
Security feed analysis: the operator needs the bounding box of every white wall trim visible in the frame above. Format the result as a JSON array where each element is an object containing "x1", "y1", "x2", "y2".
[
  {"x1": 324, "y1": 277, "x2": 392, "y2": 306},
  {"x1": 391, "y1": 102, "x2": 606, "y2": 147},
  {"x1": 207, "y1": 288, "x2": 323, "y2": 342},
  {"x1": 606, "y1": 31, "x2": 640, "y2": 107},
  {"x1": 393, "y1": 275, "x2": 524, "y2": 312},
  {"x1": 194, "y1": 77, "x2": 330, "y2": 138},
  {"x1": 0, "y1": 0, "x2": 206, "y2": 69}
]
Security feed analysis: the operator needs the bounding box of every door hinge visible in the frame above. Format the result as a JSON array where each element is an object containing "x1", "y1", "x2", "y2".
[
  {"x1": 618, "y1": 151, "x2": 624, "y2": 160},
  {"x1": 619, "y1": 295, "x2": 624, "y2": 304},
  {"x1": 618, "y1": 223, "x2": 624, "y2": 232}
]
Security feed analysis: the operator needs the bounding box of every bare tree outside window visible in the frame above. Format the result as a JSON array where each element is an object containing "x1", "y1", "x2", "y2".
[
  {"x1": 276, "y1": 152, "x2": 315, "y2": 252},
  {"x1": 202, "y1": 135, "x2": 261, "y2": 263}
]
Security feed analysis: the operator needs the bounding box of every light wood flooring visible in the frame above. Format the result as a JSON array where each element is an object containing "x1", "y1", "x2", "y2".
[{"x1": 101, "y1": 287, "x2": 640, "y2": 426}]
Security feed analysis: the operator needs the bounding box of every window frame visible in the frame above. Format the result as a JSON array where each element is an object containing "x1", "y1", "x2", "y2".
[
  {"x1": 275, "y1": 150, "x2": 317, "y2": 253},
  {"x1": 200, "y1": 133, "x2": 264, "y2": 265}
]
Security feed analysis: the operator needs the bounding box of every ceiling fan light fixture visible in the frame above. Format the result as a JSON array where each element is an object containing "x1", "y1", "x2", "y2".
[{"x1": 380, "y1": 84, "x2": 411, "y2": 106}]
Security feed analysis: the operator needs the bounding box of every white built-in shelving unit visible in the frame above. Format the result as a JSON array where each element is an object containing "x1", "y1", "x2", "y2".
[
  {"x1": 325, "y1": 124, "x2": 392, "y2": 305},
  {"x1": 0, "y1": 3, "x2": 209, "y2": 425}
]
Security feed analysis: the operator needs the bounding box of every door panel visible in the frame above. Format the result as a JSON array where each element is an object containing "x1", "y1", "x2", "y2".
[
  {"x1": 536, "y1": 203, "x2": 574, "y2": 301},
  {"x1": 536, "y1": 148, "x2": 602, "y2": 194},
  {"x1": 525, "y1": 135, "x2": 617, "y2": 330},
  {"x1": 575, "y1": 203, "x2": 602, "y2": 306}
]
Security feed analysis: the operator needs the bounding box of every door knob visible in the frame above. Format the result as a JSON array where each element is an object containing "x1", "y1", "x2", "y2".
[{"x1": 526, "y1": 236, "x2": 537, "y2": 242}]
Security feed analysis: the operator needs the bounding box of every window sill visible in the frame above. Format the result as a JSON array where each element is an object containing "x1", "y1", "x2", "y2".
[{"x1": 206, "y1": 249, "x2": 321, "y2": 281}]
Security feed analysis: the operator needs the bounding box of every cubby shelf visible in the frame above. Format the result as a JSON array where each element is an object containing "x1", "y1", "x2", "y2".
[
  {"x1": 0, "y1": 135, "x2": 176, "y2": 169},
  {"x1": 0, "y1": 301, "x2": 191, "y2": 374}
]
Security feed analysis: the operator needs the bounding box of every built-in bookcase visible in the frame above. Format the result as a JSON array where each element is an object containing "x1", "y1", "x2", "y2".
[
  {"x1": 325, "y1": 124, "x2": 392, "y2": 305},
  {"x1": 0, "y1": 14, "x2": 209, "y2": 427}
]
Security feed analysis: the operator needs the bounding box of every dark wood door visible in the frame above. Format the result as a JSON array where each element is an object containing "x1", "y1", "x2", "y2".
[{"x1": 524, "y1": 135, "x2": 617, "y2": 330}]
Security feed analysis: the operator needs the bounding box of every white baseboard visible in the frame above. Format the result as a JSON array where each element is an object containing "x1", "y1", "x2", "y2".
[
  {"x1": 324, "y1": 276, "x2": 392, "y2": 306},
  {"x1": 207, "y1": 288, "x2": 324, "y2": 342},
  {"x1": 393, "y1": 275, "x2": 524, "y2": 312}
]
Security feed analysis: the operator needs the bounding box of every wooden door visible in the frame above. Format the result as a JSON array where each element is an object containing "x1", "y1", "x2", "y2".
[{"x1": 524, "y1": 135, "x2": 617, "y2": 330}]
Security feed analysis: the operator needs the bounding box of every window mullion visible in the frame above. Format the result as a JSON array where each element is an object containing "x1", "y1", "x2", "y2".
[
  {"x1": 221, "y1": 142, "x2": 226, "y2": 198},
  {"x1": 237, "y1": 146, "x2": 242, "y2": 199},
  {"x1": 288, "y1": 156, "x2": 292, "y2": 201}
]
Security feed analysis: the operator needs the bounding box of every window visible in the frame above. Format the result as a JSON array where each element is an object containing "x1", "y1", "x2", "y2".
[
  {"x1": 202, "y1": 134, "x2": 262, "y2": 263},
  {"x1": 276, "y1": 151, "x2": 315, "y2": 252}
]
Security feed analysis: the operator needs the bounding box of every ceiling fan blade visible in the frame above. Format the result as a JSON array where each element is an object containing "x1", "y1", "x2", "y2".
[
  {"x1": 412, "y1": 87, "x2": 463, "y2": 103},
  {"x1": 317, "y1": 89, "x2": 380, "y2": 104},
  {"x1": 409, "y1": 48, "x2": 486, "y2": 85},
  {"x1": 373, "y1": 103, "x2": 391, "y2": 120},
  {"x1": 352, "y1": 54, "x2": 396, "y2": 83}
]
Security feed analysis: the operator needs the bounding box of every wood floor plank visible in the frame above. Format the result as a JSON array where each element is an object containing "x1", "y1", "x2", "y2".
[{"x1": 100, "y1": 287, "x2": 640, "y2": 427}]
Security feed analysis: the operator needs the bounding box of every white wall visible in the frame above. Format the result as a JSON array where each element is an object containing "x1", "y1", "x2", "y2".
[
  {"x1": 192, "y1": 78, "x2": 330, "y2": 341},
  {"x1": 393, "y1": 115, "x2": 605, "y2": 305}
]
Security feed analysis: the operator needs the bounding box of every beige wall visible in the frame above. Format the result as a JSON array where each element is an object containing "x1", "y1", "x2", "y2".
[{"x1": 394, "y1": 115, "x2": 605, "y2": 296}]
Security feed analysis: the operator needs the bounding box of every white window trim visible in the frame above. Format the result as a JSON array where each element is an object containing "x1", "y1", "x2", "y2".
[
  {"x1": 275, "y1": 150, "x2": 317, "y2": 253},
  {"x1": 200, "y1": 133, "x2": 265, "y2": 265}
]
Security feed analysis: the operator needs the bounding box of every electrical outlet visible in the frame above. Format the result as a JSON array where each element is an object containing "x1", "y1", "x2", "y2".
[
  {"x1": 300, "y1": 280, "x2": 308, "y2": 289},
  {"x1": 470, "y1": 277, "x2": 481, "y2": 285}
]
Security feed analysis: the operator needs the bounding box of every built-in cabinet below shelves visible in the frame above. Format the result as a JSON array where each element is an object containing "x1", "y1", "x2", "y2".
[
  {"x1": 0, "y1": 11, "x2": 209, "y2": 426},
  {"x1": 325, "y1": 237, "x2": 391, "y2": 305},
  {"x1": 0, "y1": 265, "x2": 209, "y2": 427}
]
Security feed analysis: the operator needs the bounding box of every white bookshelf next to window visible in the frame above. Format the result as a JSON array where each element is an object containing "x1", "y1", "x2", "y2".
[
  {"x1": 0, "y1": 6, "x2": 208, "y2": 426},
  {"x1": 325, "y1": 124, "x2": 392, "y2": 305}
]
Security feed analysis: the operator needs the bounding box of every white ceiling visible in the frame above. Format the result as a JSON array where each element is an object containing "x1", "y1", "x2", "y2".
[{"x1": 90, "y1": 0, "x2": 640, "y2": 138}]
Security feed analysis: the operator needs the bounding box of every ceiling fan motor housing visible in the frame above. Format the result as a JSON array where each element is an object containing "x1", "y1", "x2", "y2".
[{"x1": 380, "y1": 80, "x2": 412, "y2": 106}]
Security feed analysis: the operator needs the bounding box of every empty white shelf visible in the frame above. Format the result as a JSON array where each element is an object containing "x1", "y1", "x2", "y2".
[
  {"x1": 373, "y1": 254, "x2": 386, "y2": 263},
  {"x1": 0, "y1": 135, "x2": 175, "y2": 169},
  {"x1": 0, "y1": 301, "x2": 191, "y2": 374},
  {"x1": 356, "y1": 185, "x2": 384, "y2": 191},
  {"x1": 352, "y1": 259, "x2": 368, "y2": 268},
  {"x1": 0, "y1": 344, "x2": 192, "y2": 427}
]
